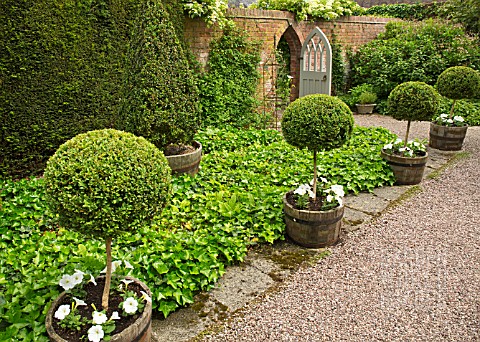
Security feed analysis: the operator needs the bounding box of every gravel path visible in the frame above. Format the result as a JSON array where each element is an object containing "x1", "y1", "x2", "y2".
[{"x1": 202, "y1": 116, "x2": 480, "y2": 342}]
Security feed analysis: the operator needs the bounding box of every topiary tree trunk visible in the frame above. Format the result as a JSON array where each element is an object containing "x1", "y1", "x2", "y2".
[{"x1": 102, "y1": 237, "x2": 113, "y2": 310}]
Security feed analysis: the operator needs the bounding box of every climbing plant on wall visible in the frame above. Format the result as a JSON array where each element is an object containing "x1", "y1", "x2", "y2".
[
  {"x1": 198, "y1": 26, "x2": 262, "y2": 129},
  {"x1": 252, "y1": 0, "x2": 360, "y2": 21}
]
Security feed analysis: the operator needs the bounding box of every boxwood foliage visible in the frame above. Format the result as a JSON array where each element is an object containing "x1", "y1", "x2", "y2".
[
  {"x1": 117, "y1": 0, "x2": 200, "y2": 150},
  {"x1": 349, "y1": 20, "x2": 480, "y2": 100},
  {"x1": 436, "y1": 66, "x2": 480, "y2": 100},
  {"x1": 281, "y1": 94, "x2": 354, "y2": 152},
  {"x1": 44, "y1": 129, "x2": 172, "y2": 238},
  {"x1": 387, "y1": 82, "x2": 439, "y2": 122}
]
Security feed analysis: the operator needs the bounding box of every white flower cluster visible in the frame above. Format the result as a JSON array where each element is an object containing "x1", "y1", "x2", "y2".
[
  {"x1": 53, "y1": 260, "x2": 150, "y2": 342},
  {"x1": 434, "y1": 113, "x2": 466, "y2": 127},
  {"x1": 325, "y1": 184, "x2": 345, "y2": 206},
  {"x1": 293, "y1": 178, "x2": 345, "y2": 206},
  {"x1": 59, "y1": 269, "x2": 90, "y2": 291},
  {"x1": 383, "y1": 138, "x2": 426, "y2": 157}
]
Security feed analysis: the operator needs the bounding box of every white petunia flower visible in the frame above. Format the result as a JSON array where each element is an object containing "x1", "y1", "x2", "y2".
[
  {"x1": 71, "y1": 271, "x2": 84, "y2": 285},
  {"x1": 330, "y1": 185, "x2": 345, "y2": 198},
  {"x1": 92, "y1": 311, "x2": 108, "y2": 325},
  {"x1": 140, "y1": 291, "x2": 152, "y2": 303},
  {"x1": 383, "y1": 143, "x2": 393, "y2": 150},
  {"x1": 89, "y1": 274, "x2": 97, "y2": 286},
  {"x1": 440, "y1": 113, "x2": 448, "y2": 118},
  {"x1": 121, "y1": 279, "x2": 134, "y2": 287},
  {"x1": 59, "y1": 274, "x2": 75, "y2": 291},
  {"x1": 123, "y1": 297, "x2": 139, "y2": 314},
  {"x1": 336, "y1": 197, "x2": 343, "y2": 206},
  {"x1": 110, "y1": 311, "x2": 121, "y2": 320},
  {"x1": 447, "y1": 119, "x2": 454, "y2": 124},
  {"x1": 320, "y1": 177, "x2": 328, "y2": 183},
  {"x1": 73, "y1": 297, "x2": 87, "y2": 306},
  {"x1": 294, "y1": 184, "x2": 309, "y2": 196},
  {"x1": 326, "y1": 194, "x2": 334, "y2": 203},
  {"x1": 454, "y1": 116, "x2": 464, "y2": 122},
  {"x1": 54, "y1": 305, "x2": 71, "y2": 320},
  {"x1": 395, "y1": 138, "x2": 403, "y2": 144},
  {"x1": 88, "y1": 325, "x2": 105, "y2": 342},
  {"x1": 100, "y1": 260, "x2": 122, "y2": 274}
]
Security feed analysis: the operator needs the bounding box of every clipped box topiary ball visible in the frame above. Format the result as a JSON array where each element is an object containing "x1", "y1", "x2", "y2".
[
  {"x1": 387, "y1": 81, "x2": 439, "y2": 122},
  {"x1": 281, "y1": 94, "x2": 354, "y2": 152},
  {"x1": 436, "y1": 66, "x2": 480, "y2": 100},
  {"x1": 44, "y1": 129, "x2": 172, "y2": 239}
]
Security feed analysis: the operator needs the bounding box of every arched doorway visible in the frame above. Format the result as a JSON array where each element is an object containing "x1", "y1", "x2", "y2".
[{"x1": 279, "y1": 25, "x2": 302, "y2": 102}]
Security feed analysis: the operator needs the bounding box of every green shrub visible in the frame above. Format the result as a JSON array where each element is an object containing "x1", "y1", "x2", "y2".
[
  {"x1": 118, "y1": 0, "x2": 200, "y2": 150},
  {"x1": 44, "y1": 129, "x2": 172, "y2": 238},
  {"x1": 282, "y1": 94, "x2": 354, "y2": 152},
  {"x1": 1, "y1": 0, "x2": 199, "y2": 177},
  {"x1": 0, "y1": 0, "x2": 132, "y2": 178},
  {"x1": 343, "y1": 84, "x2": 375, "y2": 109},
  {"x1": 359, "y1": 3, "x2": 441, "y2": 20},
  {"x1": 388, "y1": 82, "x2": 439, "y2": 123},
  {"x1": 436, "y1": 66, "x2": 480, "y2": 100},
  {"x1": 358, "y1": 91, "x2": 377, "y2": 105},
  {"x1": 350, "y1": 20, "x2": 480, "y2": 99},
  {"x1": 198, "y1": 26, "x2": 262, "y2": 129}
]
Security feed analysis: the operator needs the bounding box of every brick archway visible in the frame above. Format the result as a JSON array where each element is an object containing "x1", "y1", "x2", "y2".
[{"x1": 279, "y1": 25, "x2": 302, "y2": 102}]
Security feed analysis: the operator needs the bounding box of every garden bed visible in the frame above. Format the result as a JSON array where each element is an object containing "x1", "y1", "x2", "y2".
[{"x1": 0, "y1": 126, "x2": 397, "y2": 340}]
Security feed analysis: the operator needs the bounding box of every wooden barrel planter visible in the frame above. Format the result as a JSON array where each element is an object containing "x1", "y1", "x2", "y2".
[
  {"x1": 429, "y1": 122, "x2": 467, "y2": 151},
  {"x1": 356, "y1": 104, "x2": 376, "y2": 114},
  {"x1": 381, "y1": 149, "x2": 428, "y2": 185},
  {"x1": 46, "y1": 277, "x2": 152, "y2": 342},
  {"x1": 283, "y1": 193, "x2": 344, "y2": 248},
  {"x1": 165, "y1": 141, "x2": 202, "y2": 176}
]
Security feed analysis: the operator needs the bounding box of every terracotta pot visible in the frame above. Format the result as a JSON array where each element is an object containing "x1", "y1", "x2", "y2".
[
  {"x1": 46, "y1": 277, "x2": 152, "y2": 342},
  {"x1": 356, "y1": 104, "x2": 376, "y2": 114},
  {"x1": 429, "y1": 122, "x2": 467, "y2": 151},
  {"x1": 165, "y1": 141, "x2": 202, "y2": 176},
  {"x1": 283, "y1": 193, "x2": 344, "y2": 248},
  {"x1": 381, "y1": 149, "x2": 428, "y2": 185}
]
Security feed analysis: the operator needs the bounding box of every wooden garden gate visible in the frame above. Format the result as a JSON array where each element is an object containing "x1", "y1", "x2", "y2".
[{"x1": 299, "y1": 27, "x2": 332, "y2": 97}]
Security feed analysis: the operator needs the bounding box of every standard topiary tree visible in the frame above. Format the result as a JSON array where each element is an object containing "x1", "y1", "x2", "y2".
[
  {"x1": 387, "y1": 81, "x2": 439, "y2": 148},
  {"x1": 44, "y1": 129, "x2": 172, "y2": 310},
  {"x1": 436, "y1": 66, "x2": 480, "y2": 119},
  {"x1": 281, "y1": 94, "x2": 354, "y2": 199}
]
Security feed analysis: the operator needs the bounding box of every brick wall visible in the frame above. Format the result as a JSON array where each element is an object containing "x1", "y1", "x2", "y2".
[
  {"x1": 184, "y1": 9, "x2": 397, "y2": 109},
  {"x1": 356, "y1": 0, "x2": 444, "y2": 7}
]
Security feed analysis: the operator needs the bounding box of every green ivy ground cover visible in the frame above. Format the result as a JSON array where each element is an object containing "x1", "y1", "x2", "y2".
[{"x1": 0, "y1": 126, "x2": 396, "y2": 341}]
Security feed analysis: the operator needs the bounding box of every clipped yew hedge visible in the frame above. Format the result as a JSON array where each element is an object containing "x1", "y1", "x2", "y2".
[
  {"x1": 0, "y1": 0, "x2": 129, "y2": 177},
  {"x1": 117, "y1": 0, "x2": 199, "y2": 150},
  {"x1": 1, "y1": 0, "x2": 199, "y2": 178}
]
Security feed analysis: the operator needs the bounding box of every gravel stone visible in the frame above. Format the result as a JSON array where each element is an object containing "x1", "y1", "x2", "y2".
[{"x1": 201, "y1": 116, "x2": 480, "y2": 342}]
